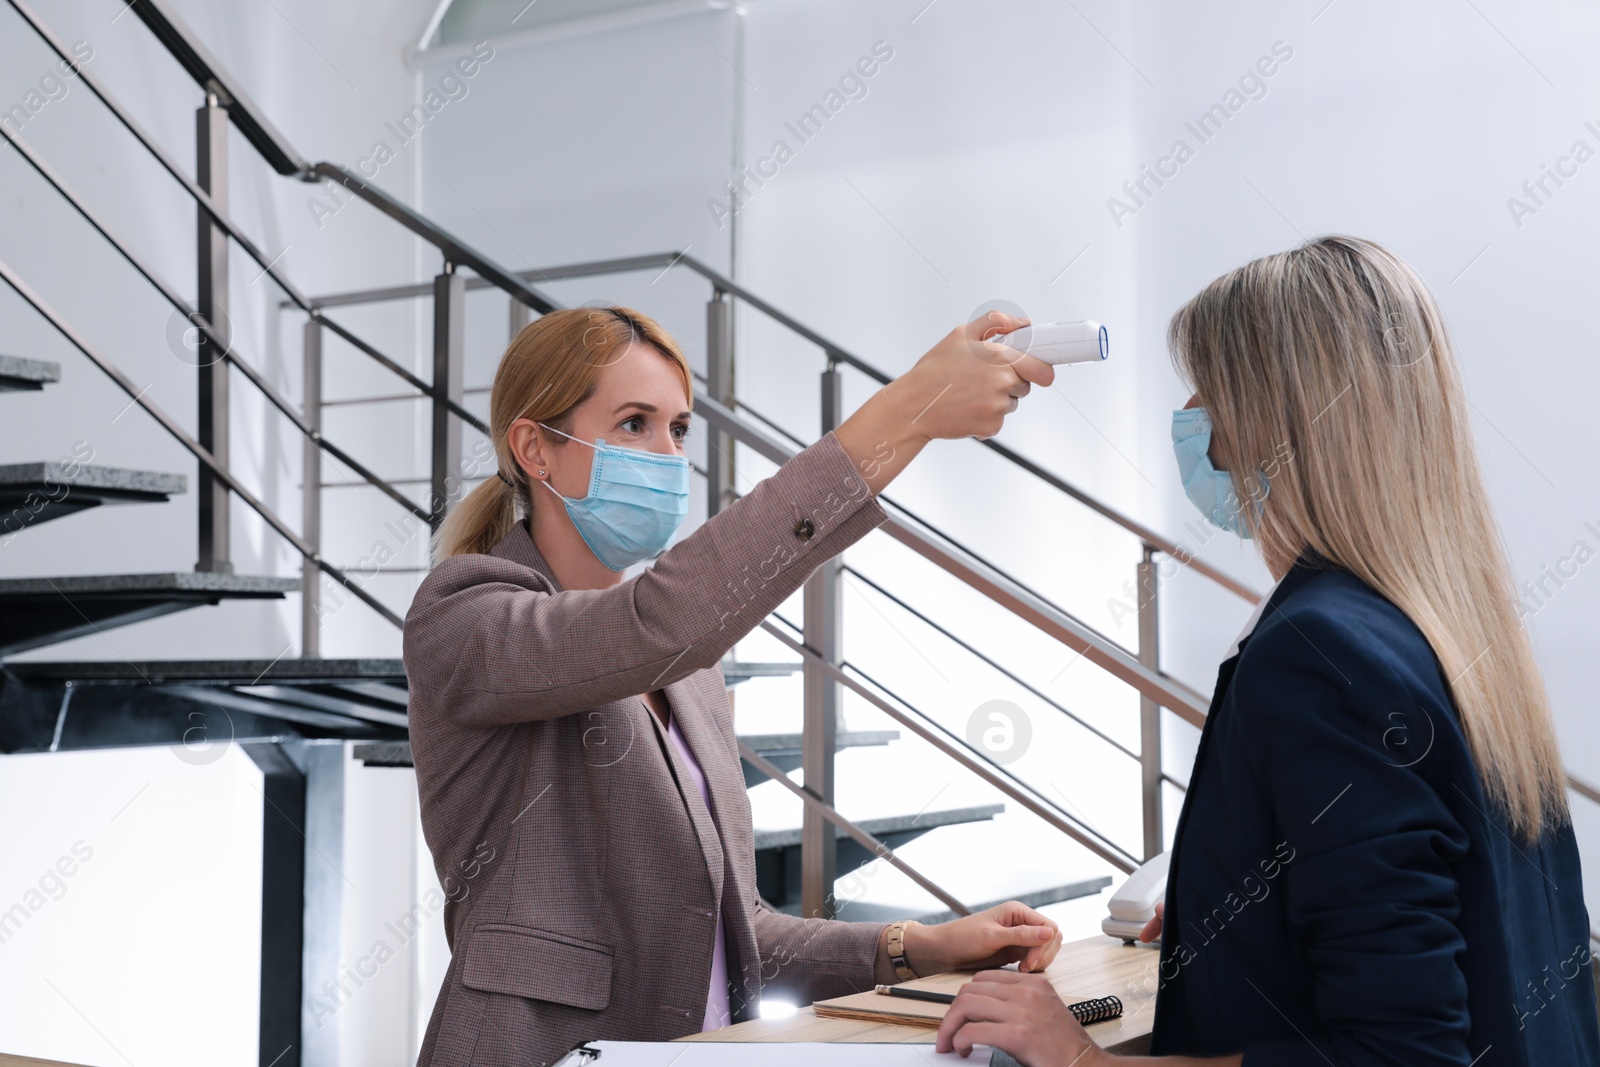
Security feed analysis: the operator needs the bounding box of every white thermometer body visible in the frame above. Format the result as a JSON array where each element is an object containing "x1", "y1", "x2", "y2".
[{"x1": 992, "y1": 320, "x2": 1108, "y2": 365}]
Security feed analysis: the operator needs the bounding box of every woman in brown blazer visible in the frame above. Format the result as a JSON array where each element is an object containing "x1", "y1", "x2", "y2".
[{"x1": 403, "y1": 305, "x2": 1063, "y2": 1066}]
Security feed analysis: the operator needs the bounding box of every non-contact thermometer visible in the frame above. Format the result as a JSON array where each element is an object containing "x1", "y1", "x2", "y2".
[{"x1": 991, "y1": 320, "x2": 1108, "y2": 365}]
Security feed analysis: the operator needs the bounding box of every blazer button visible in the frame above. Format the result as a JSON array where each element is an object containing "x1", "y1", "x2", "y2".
[{"x1": 793, "y1": 518, "x2": 815, "y2": 540}]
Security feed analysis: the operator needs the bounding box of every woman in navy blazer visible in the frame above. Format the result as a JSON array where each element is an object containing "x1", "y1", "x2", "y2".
[{"x1": 938, "y1": 236, "x2": 1598, "y2": 1066}]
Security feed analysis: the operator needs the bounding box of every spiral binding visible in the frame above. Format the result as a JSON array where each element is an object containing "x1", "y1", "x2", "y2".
[{"x1": 1066, "y1": 994, "x2": 1123, "y2": 1025}]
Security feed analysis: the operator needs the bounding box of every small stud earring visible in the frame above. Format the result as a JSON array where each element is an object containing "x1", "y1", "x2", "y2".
[{"x1": 538, "y1": 469, "x2": 547, "y2": 478}]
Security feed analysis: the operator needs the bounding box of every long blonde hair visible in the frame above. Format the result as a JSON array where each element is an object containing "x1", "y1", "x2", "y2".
[
  {"x1": 1168, "y1": 235, "x2": 1567, "y2": 841},
  {"x1": 432, "y1": 306, "x2": 692, "y2": 561}
]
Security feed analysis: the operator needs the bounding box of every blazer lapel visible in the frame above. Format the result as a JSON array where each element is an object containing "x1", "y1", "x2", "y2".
[
  {"x1": 667, "y1": 679, "x2": 741, "y2": 835},
  {"x1": 651, "y1": 683, "x2": 727, "y2": 904},
  {"x1": 667, "y1": 676, "x2": 763, "y2": 1021}
]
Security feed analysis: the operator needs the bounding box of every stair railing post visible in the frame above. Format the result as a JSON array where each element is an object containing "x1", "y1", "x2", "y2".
[
  {"x1": 430, "y1": 264, "x2": 465, "y2": 530},
  {"x1": 1137, "y1": 544, "x2": 1163, "y2": 860},
  {"x1": 508, "y1": 294, "x2": 531, "y2": 343},
  {"x1": 301, "y1": 319, "x2": 322, "y2": 656},
  {"x1": 801, "y1": 363, "x2": 843, "y2": 918},
  {"x1": 195, "y1": 90, "x2": 232, "y2": 572},
  {"x1": 704, "y1": 290, "x2": 734, "y2": 519}
]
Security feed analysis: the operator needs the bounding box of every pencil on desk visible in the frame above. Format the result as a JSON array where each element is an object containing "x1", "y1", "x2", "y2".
[{"x1": 873, "y1": 984, "x2": 956, "y2": 1005}]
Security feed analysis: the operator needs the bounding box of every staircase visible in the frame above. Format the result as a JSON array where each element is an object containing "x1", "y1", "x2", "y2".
[
  {"x1": 0, "y1": 2, "x2": 1243, "y2": 1065},
  {"x1": 0, "y1": 359, "x2": 391, "y2": 748},
  {"x1": 0, "y1": 358, "x2": 299, "y2": 657}
]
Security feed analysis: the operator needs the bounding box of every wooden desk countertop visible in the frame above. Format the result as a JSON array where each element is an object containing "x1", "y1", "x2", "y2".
[{"x1": 680, "y1": 934, "x2": 1160, "y2": 1054}]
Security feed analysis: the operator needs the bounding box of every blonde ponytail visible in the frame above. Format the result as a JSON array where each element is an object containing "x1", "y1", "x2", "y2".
[{"x1": 432, "y1": 473, "x2": 523, "y2": 561}]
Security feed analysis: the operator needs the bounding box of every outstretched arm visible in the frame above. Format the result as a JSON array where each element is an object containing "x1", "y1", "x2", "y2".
[{"x1": 405, "y1": 313, "x2": 1052, "y2": 729}]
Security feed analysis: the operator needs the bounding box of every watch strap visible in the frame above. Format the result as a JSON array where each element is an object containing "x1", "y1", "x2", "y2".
[{"x1": 887, "y1": 920, "x2": 918, "y2": 982}]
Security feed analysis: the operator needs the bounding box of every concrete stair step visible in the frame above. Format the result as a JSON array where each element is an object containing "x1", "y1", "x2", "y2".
[
  {"x1": 0, "y1": 462, "x2": 186, "y2": 532},
  {"x1": 0, "y1": 572, "x2": 300, "y2": 657},
  {"x1": 754, "y1": 802, "x2": 1005, "y2": 908},
  {"x1": 0, "y1": 355, "x2": 61, "y2": 392},
  {"x1": 354, "y1": 725, "x2": 900, "y2": 770},
  {"x1": 721, "y1": 659, "x2": 800, "y2": 687},
  {"x1": 738, "y1": 727, "x2": 900, "y2": 787},
  {"x1": 0, "y1": 658, "x2": 408, "y2": 754},
  {"x1": 788, "y1": 876, "x2": 1117, "y2": 925},
  {"x1": 752, "y1": 802, "x2": 1003, "y2": 852}
]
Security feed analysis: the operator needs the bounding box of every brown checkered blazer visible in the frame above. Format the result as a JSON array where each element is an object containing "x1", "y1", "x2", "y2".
[{"x1": 404, "y1": 433, "x2": 892, "y2": 1067}]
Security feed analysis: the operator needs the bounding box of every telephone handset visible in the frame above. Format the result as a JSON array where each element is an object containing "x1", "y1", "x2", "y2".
[{"x1": 1102, "y1": 850, "x2": 1170, "y2": 943}]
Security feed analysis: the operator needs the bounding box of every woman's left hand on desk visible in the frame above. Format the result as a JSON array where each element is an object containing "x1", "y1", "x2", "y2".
[{"x1": 908, "y1": 900, "x2": 1063, "y2": 976}]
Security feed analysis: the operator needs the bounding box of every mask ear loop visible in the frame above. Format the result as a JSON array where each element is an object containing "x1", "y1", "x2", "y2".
[
  {"x1": 537, "y1": 422, "x2": 600, "y2": 450},
  {"x1": 533, "y1": 422, "x2": 599, "y2": 504}
]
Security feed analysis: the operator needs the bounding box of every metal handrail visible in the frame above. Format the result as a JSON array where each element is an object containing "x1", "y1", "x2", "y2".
[
  {"x1": 739, "y1": 743, "x2": 971, "y2": 916},
  {"x1": 838, "y1": 652, "x2": 1138, "y2": 868},
  {"x1": 694, "y1": 393, "x2": 1210, "y2": 725},
  {"x1": 756, "y1": 616, "x2": 1136, "y2": 875},
  {"x1": 1572, "y1": 774, "x2": 1600, "y2": 808},
  {"x1": 118, "y1": 0, "x2": 561, "y2": 327},
  {"x1": 643, "y1": 249, "x2": 1260, "y2": 604},
  {"x1": 127, "y1": 0, "x2": 307, "y2": 177},
  {"x1": 274, "y1": 270, "x2": 1213, "y2": 721},
  {"x1": 0, "y1": 257, "x2": 403, "y2": 629},
  {"x1": 764, "y1": 599, "x2": 1136, "y2": 867},
  {"x1": 704, "y1": 380, "x2": 1168, "y2": 697},
  {"x1": 308, "y1": 165, "x2": 560, "y2": 314},
  {"x1": 840, "y1": 565, "x2": 1139, "y2": 763},
  {"x1": 290, "y1": 252, "x2": 1261, "y2": 605},
  {"x1": 685, "y1": 452, "x2": 1155, "y2": 802}
]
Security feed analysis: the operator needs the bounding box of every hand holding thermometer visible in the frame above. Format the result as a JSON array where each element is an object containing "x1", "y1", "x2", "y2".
[{"x1": 989, "y1": 320, "x2": 1109, "y2": 365}]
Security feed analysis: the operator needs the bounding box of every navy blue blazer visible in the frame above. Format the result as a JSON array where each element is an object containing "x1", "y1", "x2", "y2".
[{"x1": 1150, "y1": 554, "x2": 1597, "y2": 1066}]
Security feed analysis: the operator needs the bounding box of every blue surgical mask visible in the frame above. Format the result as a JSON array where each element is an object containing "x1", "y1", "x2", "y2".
[
  {"x1": 1171, "y1": 407, "x2": 1267, "y2": 539},
  {"x1": 537, "y1": 423, "x2": 690, "y2": 570}
]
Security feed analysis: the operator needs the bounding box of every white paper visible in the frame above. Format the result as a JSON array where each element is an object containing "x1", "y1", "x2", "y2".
[{"x1": 557, "y1": 1040, "x2": 1002, "y2": 1065}]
